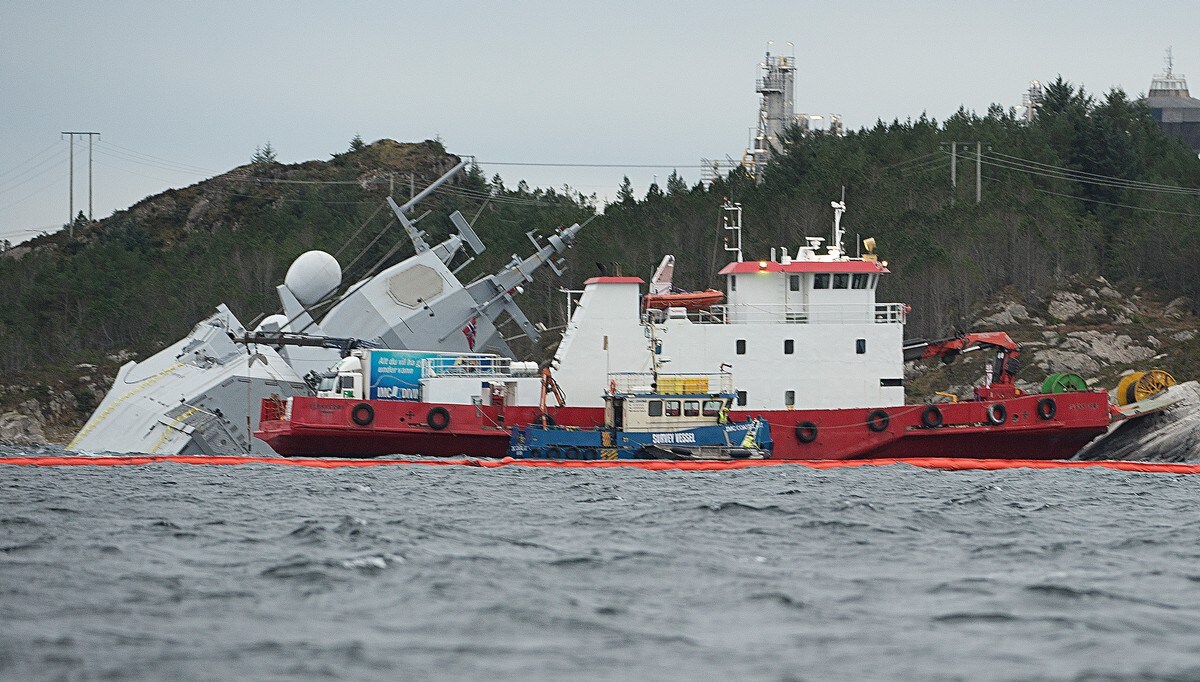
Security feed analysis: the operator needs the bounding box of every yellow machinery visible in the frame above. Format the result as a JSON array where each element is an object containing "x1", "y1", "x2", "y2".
[{"x1": 1115, "y1": 370, "x2": 1177, "y2": 406}]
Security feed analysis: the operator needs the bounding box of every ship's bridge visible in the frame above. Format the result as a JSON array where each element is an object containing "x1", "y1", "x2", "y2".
[{"x1": 706, "y1": 257, "x2": 903, "y2": 325}]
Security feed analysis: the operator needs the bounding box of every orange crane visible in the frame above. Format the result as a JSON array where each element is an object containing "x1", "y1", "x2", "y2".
[{"x1": 904, "y1": 332, "x2": 1022, "y2": 400}]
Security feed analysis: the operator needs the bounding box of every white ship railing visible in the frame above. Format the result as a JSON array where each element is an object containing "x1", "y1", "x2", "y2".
[
  {"x1": 677, "y1": 303, "x2": 906, "y2": 325},
  {"x1": 420, "y1": 354, "x2": 539, "y2": 378}
]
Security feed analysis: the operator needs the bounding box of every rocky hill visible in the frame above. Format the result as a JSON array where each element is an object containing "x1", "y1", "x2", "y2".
[{"x1": 906, "y1": 275, "x2": 1199, "y2": 403}]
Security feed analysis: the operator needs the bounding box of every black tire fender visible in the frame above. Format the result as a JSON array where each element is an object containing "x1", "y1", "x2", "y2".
[
  {"x1": 1036, "y1": 397, "x2": 1057, "y2": 420},
  {"x1": 866, "y1": 409, "x2": 890, "y2": 432},
  {"x1": 351, "y1": 402, "x2": 374, "y2": 426},
  {"x1": 921, "y1": 405, "x2": 943, "y2": 428},
  {"x1": 427, "y1": 406, "x2": 451, "y2": 431},
  {"x1": 795, "y1": 421, "x2": 818, "y2": 444}
]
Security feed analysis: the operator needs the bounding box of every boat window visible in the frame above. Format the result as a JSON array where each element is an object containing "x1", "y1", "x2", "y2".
[
  {"x1": 730, "y1": 275, "x2": 737, "y2": 292},
  {"x1": 785, "y1": 390, "x2": 795, "y2": 407},
  {"x1": 784, "y1": 339, "x2": 794, "y2": 355},
  {"x1": 339, "y1": 375, "x2": 355, "y2": 391},
  {"x1": 702, "y1": 400, "x2": 723, "y2": 416},
  {"x1": 665, "y1": 400, "x2": 681, "y2": 417},
  {"x1": 789, "y1": 275, "x2": 800, "y2": 291},
  {"x1": 683, "y1": 400, "x2": 700, "y2": 417},
  {"x1": 736, "y1": 339, "x2": 746, "y2": 355},
  {"x1": 833, "y1": 273, "x2": 849, "y2": 289},
  {"x1": 648, "y1": 400, "x2": 663, "y2": 417},
  {"x1": 813, "y1": 273, "x2": 830, "y2": 289},
  {"x1": 869, "y1": 274, "x2": 878, "y2": 288},
  {"x1": 318, "y1": 375, "x2": 336, "y2": 392},
  {"x1": 852, "y1": 273, "x2": 869, "y2": 289},
  {"x1": 856, "y1": 338, "x2": 867, "y2": 354},
  {"x1": 736, "y1": 390, "x2": 747, "y2": 406}
]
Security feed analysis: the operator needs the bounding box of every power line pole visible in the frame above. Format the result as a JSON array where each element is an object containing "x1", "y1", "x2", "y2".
[
  {"x1": 976, "y1": 141, "x2": 982, "y2": 204},
  {"x1": 950, "y1": 141, "x2": 957, "y2": 206},
  {"x1": 61, "y1": 131, "x2": 100, "y2": 237}
]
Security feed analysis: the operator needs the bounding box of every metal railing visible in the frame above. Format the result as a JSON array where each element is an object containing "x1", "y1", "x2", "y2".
[
  {"x1": 420, "y1": 354, "x2": 537, "y2": 377},
  {"x1": 674, "y1": 303, "x2": 906, "y2": 325}
]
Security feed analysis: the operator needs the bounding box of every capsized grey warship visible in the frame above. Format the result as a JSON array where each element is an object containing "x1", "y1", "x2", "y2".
[{"x1": 69, "y1": 160, "x2": 583, "y2": 455}]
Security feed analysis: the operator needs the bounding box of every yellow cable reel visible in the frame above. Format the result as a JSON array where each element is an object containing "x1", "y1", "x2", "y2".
[{"x1": 1115, "y1": 370, "x2": 1177, "y2": 406}]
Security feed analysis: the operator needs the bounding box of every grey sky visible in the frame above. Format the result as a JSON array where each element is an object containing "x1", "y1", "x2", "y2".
[{"x1": 2, "y1": 1, "x2": 1196, "y2": 244}]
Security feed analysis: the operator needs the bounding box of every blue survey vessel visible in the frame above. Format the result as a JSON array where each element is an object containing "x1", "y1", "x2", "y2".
[{"x1": 508, "y1": 373, "x2": 772, "y2": 460}]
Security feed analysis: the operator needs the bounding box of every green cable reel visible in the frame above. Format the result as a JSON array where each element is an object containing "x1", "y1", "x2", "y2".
[{"x1": 1041, "y1": 372, "x2": 1088, "y2": 394}]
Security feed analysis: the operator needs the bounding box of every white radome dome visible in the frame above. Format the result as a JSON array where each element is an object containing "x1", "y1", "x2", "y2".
[
  {"x1": 285, "y1": 250, "x2": 341, "y2": 306},
  {"x1": 254, "y1": 313, "x2": 290, "y2": 333}
]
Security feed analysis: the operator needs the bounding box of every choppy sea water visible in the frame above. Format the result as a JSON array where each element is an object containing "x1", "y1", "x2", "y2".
[{"x1": 3, "y1": 448, "x2": 1200, "y2": 680}]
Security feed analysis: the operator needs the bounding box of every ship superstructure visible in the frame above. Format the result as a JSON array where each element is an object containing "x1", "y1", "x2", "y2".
[{"x1": 551, "y1": 200, "x2": 902, "y2": 411}]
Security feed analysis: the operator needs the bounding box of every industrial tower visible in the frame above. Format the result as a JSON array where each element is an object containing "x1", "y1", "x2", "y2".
[{"x1": 745, "y1": 50, "x2": 800, "y2": 180}]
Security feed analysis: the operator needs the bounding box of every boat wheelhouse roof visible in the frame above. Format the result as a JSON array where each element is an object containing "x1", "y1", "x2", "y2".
[{"x1": 718, "y1": 260, "x2": 890, "y2": 275}]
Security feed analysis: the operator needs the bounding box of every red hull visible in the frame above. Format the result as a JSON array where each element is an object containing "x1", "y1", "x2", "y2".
[{"x1": 256, "y1": 392, "x2": 1112, "y2": 460}]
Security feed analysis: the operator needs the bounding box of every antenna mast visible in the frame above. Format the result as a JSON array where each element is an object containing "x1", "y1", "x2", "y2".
[{"x1": 721, "y1": 199, "x2": 744, "y2": 262}]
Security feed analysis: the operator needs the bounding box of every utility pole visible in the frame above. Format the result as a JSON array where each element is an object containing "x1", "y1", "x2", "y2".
[
  {"x1": 950, "y1": 141, "x2": 957, "y2": 206},
  {"x1": 976, "y1": 141, "x2": 982, "y2": 204},
  {"x1": 61, "y1": 131, "x2": 100, "y2": 236}
]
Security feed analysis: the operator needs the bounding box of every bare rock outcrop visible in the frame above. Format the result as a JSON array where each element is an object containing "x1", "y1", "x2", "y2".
[
  {"x1": 1075, "y1": 381, "x2": 1200, "y2": 462},
  {"x1": 0, "y1": 411, "x2": 48, "y2": 446}
]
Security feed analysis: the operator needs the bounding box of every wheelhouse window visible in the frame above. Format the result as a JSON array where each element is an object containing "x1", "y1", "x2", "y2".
[
  {"x1": 683, "y1": 400, "x2": 700, "y2": 417},
  {"x1": 736, "y1": 390, "x2": 747, "y2": 406},
  {"x1": 784, "y1": 339, "x2": 794, "y2": 355},
  {"x1": 736, "y1": 339, "x2": 746, "y2": 355},
  {"x1": 702, "y1": 400, "x2": 723, "y2": 416},
  {"x1": 789, "y1": 275, "x2": 801, "y2": 291},
  {"x1": 856, "y1": 338, "x2": 867, "y2": 354},
  {"x1": 648, "y1": 400, "x2": 663, "y2": 417},
  {"x1": 869, "y1": 274, "x2": 878, "y2": 288},
  {"x1": 833, "y1": 273, "x2": 850, "y2": 289},
  {"x1": 813, "y1": 273, "x2": 830, "y2": 289},
  {"x1": 852, "y1": 273, "x2": 870, "y2": 289},
  {"x1": 339, "y1": 375, "x2": 355, "y2": 391},
  {"x1": 785, "y1": 390, "x2": 795, "y2": 407},
  {"x1": 665, "y1": 400, "x2": 681, "y2": 417},
  {"x1": 730, "y1": 275, "x2": 737, "y2": 291}
]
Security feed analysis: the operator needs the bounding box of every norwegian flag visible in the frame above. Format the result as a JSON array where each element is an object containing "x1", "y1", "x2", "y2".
[{"x1": 462, "y1": 315, "x2": 478, "y2": 350}]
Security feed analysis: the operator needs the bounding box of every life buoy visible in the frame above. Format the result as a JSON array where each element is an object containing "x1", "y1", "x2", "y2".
[
  {"x1": 1037, "y1": 397, "x2": 1057, "y2": 420},
  {"x1": 987, "y1": 403, "x2": 1007, "y2": 426},
  {"x1": 351, "y1": 402, "x2": 374, "y2": 426},
  {"x1": 795, "y1": 421, "x2": 818, "y2": 443},
  {"x1": 921, "y1": 405, "x2": 943, "y2": 428},
  {"x1": 427, "y1": 407, "x2": 451, "y2": 430},
  {"x1": 866, "y1": 410, "x2": 890, "y2": 432}
]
